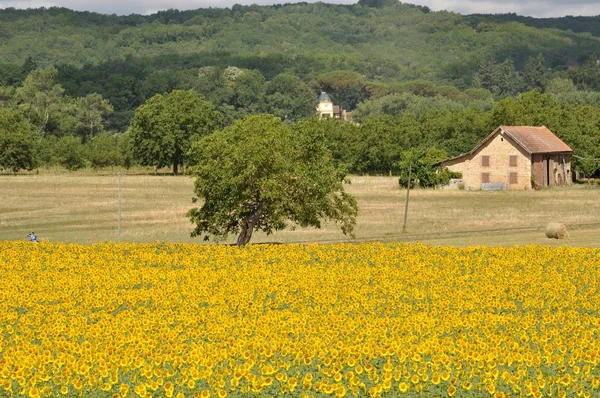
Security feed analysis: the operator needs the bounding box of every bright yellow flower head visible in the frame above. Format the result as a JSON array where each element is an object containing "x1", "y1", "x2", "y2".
[
  {"x1": 398, "y1": 382, "x2": 409, "y2": 393},
  {"x1": 447, "y1": 385, "x2": 457, "y2": 397}
]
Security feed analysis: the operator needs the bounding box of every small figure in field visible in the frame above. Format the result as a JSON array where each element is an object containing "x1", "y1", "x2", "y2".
[{"x1": 27, "y1": 232, "x2": 38, "y2": 243}]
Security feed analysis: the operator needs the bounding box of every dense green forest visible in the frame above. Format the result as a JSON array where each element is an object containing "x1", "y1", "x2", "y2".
[
  {"x1": 1, "y1": 1, "x2": 600, "y2": 178},
  {"x1": 468, "y1": 13, "x2": 600, "y2": 38}
]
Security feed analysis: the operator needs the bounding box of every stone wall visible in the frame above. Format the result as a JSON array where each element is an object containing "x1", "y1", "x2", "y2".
[{"x1": 442, "y1": 130, "x2": 532, "y2": 190}]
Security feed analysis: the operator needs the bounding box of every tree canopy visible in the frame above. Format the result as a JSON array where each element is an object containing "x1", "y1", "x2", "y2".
[
  {"x1": 0, "y1": 108, "x2": 40, "y2": 173},
  {"x1": 188, "y1": 114, "x2": 358, "y2": 245},
  {"x1": 129, "y1": 90, "x2": 221, "y2": 174}
]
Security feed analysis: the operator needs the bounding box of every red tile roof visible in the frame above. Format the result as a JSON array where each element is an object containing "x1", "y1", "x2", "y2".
[{"x1": 500, "y1": 126, "x2": 572, "y2": 154}]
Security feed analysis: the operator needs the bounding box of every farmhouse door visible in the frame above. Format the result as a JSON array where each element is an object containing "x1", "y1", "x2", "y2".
[{"x1": 542, "y1": 156, "x2": 557, "y2": 187}]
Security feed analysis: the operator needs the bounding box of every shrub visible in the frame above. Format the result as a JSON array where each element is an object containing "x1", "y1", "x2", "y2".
[
  {"x1": 54, "y1": 136, "x2": 87, "y2": 171},
  {"x1": 87, "y1": 133, "x2": 122, "y2": 169},
  {"x1": 398, "y1": 148, "x2": 457, "y2": 188}
]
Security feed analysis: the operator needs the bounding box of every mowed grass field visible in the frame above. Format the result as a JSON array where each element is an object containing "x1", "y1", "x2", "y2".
[{"x1": 1, "y1": 173, "x2": 600, "y2": 246}]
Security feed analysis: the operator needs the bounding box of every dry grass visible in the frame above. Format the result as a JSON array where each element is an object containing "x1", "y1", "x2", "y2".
[{"x1": 1, "y1": 174, "x2": 599, "y2": 246}]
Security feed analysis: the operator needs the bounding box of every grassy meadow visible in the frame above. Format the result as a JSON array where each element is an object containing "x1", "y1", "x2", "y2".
[{"x1": 1, "y1": 173, "x2": 600, "y2": 246}]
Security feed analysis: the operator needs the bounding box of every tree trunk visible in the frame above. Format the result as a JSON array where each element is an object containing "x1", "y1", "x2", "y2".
[
  {"x1": 173, "y1": 161, "x2": 178, "y2": 175},
  {"x1": 237, "y1": 203, "x2": 262, "y2": 246}
]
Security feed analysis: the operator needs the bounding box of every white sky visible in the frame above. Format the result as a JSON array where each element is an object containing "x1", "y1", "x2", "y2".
[{"x1": 0, "y1": 0, "x2": 599, "y2": 17}]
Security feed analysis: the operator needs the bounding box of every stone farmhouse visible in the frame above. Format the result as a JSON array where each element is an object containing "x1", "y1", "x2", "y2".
[
  {"x1": 316, "y1": 92, "x2": 353, "y2": 121},
  {"x1": 440, "y1": 126, "x2": 573, "y2": 190}
]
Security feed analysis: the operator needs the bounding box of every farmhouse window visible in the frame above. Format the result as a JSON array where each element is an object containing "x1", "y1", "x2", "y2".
[
  {"x1": 481, "y1": 173, "x2": 490, "y2": 184},
  {"x1": 510, "y1": 155, "x2": 518, "y2": 167},
  {"x1": 482, "y1": 156, "x2": 490, "y2": 167},
  {"x1": 509, "y1": 172, "x2": 518, "y2": 185}
]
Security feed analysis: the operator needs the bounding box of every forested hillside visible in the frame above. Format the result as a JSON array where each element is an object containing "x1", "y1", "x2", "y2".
[
  {"x1": 2, "y1": 2, "x2": 600, "y2": 127},
  {"x1": 1, "y1": 2, "x2": 599, "y2": 78},
  {"x1": 1, "y1": 1, "x2": 600, "y2": 178},
  {"x1": 469, "y1": 13, "x2": 600, "y2": 38}
]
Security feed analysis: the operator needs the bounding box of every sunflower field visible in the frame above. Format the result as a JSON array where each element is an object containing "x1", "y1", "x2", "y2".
[{"x1": 0, "y1": 242, "x2": 599, "y2": 398}]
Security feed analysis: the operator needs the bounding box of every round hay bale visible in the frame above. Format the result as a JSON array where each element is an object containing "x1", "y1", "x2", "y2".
[{"x1": 545, "y1": 223, "x2": 569, "y2": 239}]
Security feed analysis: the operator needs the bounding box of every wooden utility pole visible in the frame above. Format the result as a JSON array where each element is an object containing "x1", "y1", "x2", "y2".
[{"x1": 402, "y1": 164, "x2": 412, "y2": 234}]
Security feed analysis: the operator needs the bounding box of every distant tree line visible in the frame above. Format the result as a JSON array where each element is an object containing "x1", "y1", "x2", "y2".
[
  {"x1": 2, "y1": 63, "x2": 600, "y2": 180},
  {"x1": 3, "y1": 39, "x2": 600, "y2": 180}
]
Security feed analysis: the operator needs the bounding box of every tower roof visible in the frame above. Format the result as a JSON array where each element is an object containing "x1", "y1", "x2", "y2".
[{"x1": 318, "y1": 92, "x2": 332, "y2": 102}]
